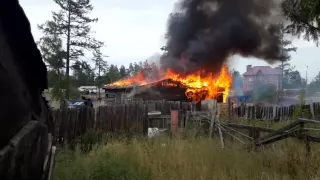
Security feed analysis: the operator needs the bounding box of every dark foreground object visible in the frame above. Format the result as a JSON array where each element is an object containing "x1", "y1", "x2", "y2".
[{"x1": 0, "y1": 0, "x2": 54, "y2": 180}]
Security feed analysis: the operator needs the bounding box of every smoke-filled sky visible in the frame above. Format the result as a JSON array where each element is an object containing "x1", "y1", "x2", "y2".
[
  {"x1": 21, "y1": 0, "x2": 319, "y2": 81},
  {"x1": 162, "y1": 0, "x2": 288, "y2": 74}
]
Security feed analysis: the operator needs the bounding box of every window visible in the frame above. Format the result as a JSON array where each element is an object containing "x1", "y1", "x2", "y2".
[
  {"x1": 248, "y1": 85, "x2": 253, "y2": 90},
  {"x1": 248, "y1": 77, "x2": 253, "y2": 82},
  {"x1": 105, "y1": 93, "x2": 115, "y2": 98}
]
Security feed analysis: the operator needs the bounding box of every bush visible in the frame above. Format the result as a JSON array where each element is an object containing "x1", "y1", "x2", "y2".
[
  {"x1": 293, "y1": 90, "x2": 312, "y2": 119},
  {"x1": 253, "y1": 83, "x2": 277, "y2": 102},
  {"x1": 75, "y1": 130, "x2": 103, "y2": 153}
]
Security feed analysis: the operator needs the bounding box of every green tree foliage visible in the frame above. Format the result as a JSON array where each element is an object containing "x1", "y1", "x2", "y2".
[
  {"x1": 293, "y1": 90, "x2": 312, "y2": 119},
  {"x1": 105, "y1": 64, "x2": 120, "y2": 84},
  {"x1": 273, "y1": 24, "x2": 305, "y2": 90},
  {"x1": 92, "y1": 48, "x2": 108, "y2": 88},
  {"x1": 119, "y1": 65, "x2": 127, "y2": 78},
  {"x1": 71, "y1": 60, "x2": 95, "y2": 87},
  {"x1": 252, "y1": 83, "x2": 277, "y2": 102},
  {"x1": 281, "y1": 0, "x2": 320, "y2": 45},
  {"x1": 308, "y1": 71, "x2": 320, "y2": 95},
  {"x1": 232, "y1": 70, "x2": 243, "y2": 95},
  {"x1": 128, "y1": 63, "x2": 135, "y2": 76},
  {"x1": 38, "y1": 28, "x2": 66, "y2": 100},
  {"x1": 38, "y1": 0, "x2": 104, "y2": 98},
  {"x1": 277, "y1": 23, "x2": 299, "y2": 94},
  {"x1": 133, "y1": 62, "x2": 142, "y2": 76},
  {"x1": 278, "y1": 64, "x2": 306, "y2": 89},
  {"x1": 278, "y1": 23, "x2": 297, "y2": 61}
]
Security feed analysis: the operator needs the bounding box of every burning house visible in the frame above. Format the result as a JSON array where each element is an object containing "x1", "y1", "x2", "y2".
[
  {"x1": 105, "y1": 0, "x2": 288, "y2": 104},
  {"x1": 103, "y1": 66, "x2": 231, "y2": 104},
  {"x1": 103, "y1": 79, "x2": 190, "y2": 103}
]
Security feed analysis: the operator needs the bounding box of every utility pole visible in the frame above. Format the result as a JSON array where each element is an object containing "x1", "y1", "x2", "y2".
[
  {"x1": 98, "y1": 57, "x2": 101, "y2": 100},
  {"x1": 280, "y1": 23, "x2": 284, "y2": 101},
  {"x1": 281, "y1": 59, "x2": 284, "y2": 98}
]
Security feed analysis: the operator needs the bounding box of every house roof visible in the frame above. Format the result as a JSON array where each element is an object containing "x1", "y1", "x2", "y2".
[{"x1": 243, "y1": 66, "x2": 281, "y2": 76}]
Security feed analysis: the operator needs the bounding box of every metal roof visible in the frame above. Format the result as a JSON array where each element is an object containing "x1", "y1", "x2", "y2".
[{"x1": 243, "y1": 66, "x2": 281, "y2": 76}]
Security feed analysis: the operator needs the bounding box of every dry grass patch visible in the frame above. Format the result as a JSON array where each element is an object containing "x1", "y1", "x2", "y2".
[{"x1": 54, "y1": 136, "x2": 320, "y2": 180}]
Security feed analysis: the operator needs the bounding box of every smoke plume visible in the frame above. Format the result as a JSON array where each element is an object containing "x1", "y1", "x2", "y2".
[{"x1": 161, "y1": 0, "x2": 286, "y2": 74}]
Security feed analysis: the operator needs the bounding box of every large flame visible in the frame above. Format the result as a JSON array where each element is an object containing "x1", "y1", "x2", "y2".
[{"x1": 107, "y1": 65, "x2": 232, "y2": 102}]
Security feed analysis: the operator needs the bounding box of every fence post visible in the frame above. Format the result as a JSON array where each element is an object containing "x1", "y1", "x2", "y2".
[
  {"x1": 310, "y1": 102, "x2": 315, "y2": 120},
  {"x1": 143, "y1": 104, "x2": 148, "y2": 136},
  {"x1": 209, "y1": 100, "x2": 217, "y2": 138},
  {"x1": 171, "y1": 110, "x2": 179, "y2": 136},
  {"x1": 227, "y1": 98, "x2": 231, "y2": 121}
]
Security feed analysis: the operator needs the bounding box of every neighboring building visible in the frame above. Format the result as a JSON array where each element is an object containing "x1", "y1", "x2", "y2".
[
  {"x1": 243, "y1": 65, "x2": 282, "y2": 92},
  {"x1": 78, "y1": 86, "x2": 98, "y2": 93}
]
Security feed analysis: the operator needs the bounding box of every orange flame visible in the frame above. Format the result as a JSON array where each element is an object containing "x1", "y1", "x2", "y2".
[
  {"x1": 110, "y1": 71, "x2": 150, "y2": 87},
  {"x1": 107, "y1": 65, "x2": 232, "y2": 102}
]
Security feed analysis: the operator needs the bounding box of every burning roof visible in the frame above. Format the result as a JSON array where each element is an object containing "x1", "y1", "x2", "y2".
[{"x1": 104, "y1": 65, "x2": 232, "y2": 102}]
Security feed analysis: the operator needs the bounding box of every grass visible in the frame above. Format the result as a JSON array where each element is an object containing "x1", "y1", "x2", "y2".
[{"x1": 54, "y1": 134, "x2": 320, "y2": 180}]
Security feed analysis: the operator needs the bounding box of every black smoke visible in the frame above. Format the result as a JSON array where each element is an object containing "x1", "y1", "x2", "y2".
[{"x1": 161, "y1": 0, "x2": 286, "y2": 74}]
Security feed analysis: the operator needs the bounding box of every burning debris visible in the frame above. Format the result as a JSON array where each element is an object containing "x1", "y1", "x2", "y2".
[{"x1": 105, "y1": 0, "x2": 285, "y2": 103}]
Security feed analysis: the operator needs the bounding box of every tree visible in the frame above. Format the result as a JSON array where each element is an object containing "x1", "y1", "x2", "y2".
[
  {"x1": 38, "y1": 0, "x2": 104, "y2": 99},
  {"x1": 105, "y1": 64, "x2": 120, "y2": 83},
  {"x1": 71, "y1": 60, "x2": 95, "y2": 87},
  {"x1": 308, "y1": 71, "x2": 320, "y2": 95},
  {"x1": 278, "y1": 23, "x2": 297, "y2": 97},
  {"x1": 232, "y1": 70, "x2": 243, "y2": 95},
  {"x1": 119, "y1": 65, "x2": 127, "y2": 78},
  {"x1": 281, "y1": 0, "x2": 320, "y2": 45},
  {"x1": 92, "y1": 48, "x2": 108, "y2": 98},
  {"x1": 280, "y1": 64, "x2": 306, "y2": 89},
  {"x1": 278, "y1": 23, "x2": 297, "y2": 62},
  {"x1": 38, "y1": 28, "x2": 66, "y2": 100},
  {"x1": 133, "y1": 62, "x2": 142, "y2": 76},
  {"x1": 128, "y1": 63, "x2": 135, "y2": 76},
  {"x1": 253, "y1": 83, "x2": 277, "y2": 103}
]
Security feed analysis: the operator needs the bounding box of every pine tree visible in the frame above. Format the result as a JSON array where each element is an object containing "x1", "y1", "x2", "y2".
[
  {"x1": 281, "y1": 0, "x2": 320, "y2": 45},
  {"x1": 38, "y1": 0, "x2": 103, "y2": 99},
  {"x1": 128, "y1": 63, "x2": 135, "y2": 76},
  {"x1": 278, "y1": 23, "x2": 297, "y2": 97},
  {"x1": 92, "y1": 48, "x2": 108, "y2": 99},
  {"x1": 119, "y1": 65, "x2": 127, "y2": 78},
  {"x1": 38, "y1": 27, "x2": 66, "y2": 100},
  {"x1": 106, "y1": 65, "x2": 120, "y2": 83}
]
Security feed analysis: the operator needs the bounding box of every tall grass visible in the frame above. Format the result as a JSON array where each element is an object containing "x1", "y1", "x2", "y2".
[{"x1": 54, "y1": 135, "x2": 320, "y2": 180}]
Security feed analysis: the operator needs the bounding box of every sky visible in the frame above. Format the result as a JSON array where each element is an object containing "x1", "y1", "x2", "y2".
[{"x1": 20, "y1": 0, "x2": 320, "y2": 82}]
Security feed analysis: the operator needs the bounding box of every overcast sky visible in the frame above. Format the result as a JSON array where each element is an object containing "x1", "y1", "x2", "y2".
[{"x1": 20, "y1": 0, "x2": 320, "y2": 81}]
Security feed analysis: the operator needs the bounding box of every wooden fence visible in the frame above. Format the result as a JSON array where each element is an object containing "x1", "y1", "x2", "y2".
[
  {"x1": 52, "y1": 101, "x2": 196, "y2": 145},
  {"x1": 230, "y1": 102, "x2": 320, "y2": 120},
  {"x1": 95, "y1": 103, "x2": 148, "y2": 135},
  {"x1": 52, "y1": 106, "x2": 95, "y2": 146},
  {"x1": 146, "y1": 100, "x2": 196, "y2": 129},
  {"x1": 52, "y1": 100, "x2": 320, "y2": 147}
]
